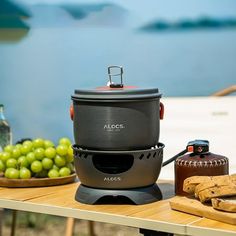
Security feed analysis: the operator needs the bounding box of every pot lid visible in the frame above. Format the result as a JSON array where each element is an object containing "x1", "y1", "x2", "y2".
[{"x1": 72, "y1": 66, "x2": 161, "y2": 101}]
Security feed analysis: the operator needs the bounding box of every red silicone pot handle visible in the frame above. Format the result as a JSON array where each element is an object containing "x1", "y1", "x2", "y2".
[
  {"x1": 160, "y1": 102, "x2": 164, "y2": 120},
  {"x1": 70, "y1": 104, "x2": 74, "y2": 121}
]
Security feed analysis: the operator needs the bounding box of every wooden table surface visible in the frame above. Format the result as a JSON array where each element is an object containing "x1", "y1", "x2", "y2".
[{"x1": 0, "y1": 180, "x2": 236, "y2": 236}]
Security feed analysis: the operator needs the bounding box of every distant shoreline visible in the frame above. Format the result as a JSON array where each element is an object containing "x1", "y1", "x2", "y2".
[{"x1": 140, "y1": 17, "x2": 236, "y2": 32}]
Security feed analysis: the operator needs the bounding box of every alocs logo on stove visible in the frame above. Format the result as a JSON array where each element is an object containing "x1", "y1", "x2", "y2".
[
  {"x1": 104, "y1": 177, "x2": 122, "y2": 182},
  {"x1": 103, "y1": 123, "x2": 125, "y2": 132}
]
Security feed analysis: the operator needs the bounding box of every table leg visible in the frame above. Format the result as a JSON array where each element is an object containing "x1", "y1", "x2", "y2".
[
  {"x1": 65, "y1": 217, "x2": 75, "y2": 236},
  {"x1": 65, "y1": 219, "x2": 96, "y2": 236},
  {"x1": 11, "y1": 210, "x2": 17, "y2": 236},
  {"x1": 88, "y1": 221, "x2": 95, "y2": 236},
  {"x1": 0, "y1": 208, "x2": 3, "y2": 236},
  {"x1": 140, "y1": 228, "x2": 173, "y2": 236}
]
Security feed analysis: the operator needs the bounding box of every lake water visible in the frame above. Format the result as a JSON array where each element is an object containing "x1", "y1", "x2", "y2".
[{"x1": 1, "y1": 2, "x2": 236, "y2": 143}]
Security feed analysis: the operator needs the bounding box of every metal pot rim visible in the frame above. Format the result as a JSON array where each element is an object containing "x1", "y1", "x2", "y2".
[{"x1": 72, "y1": 87, "x2": 161, "y2": 101}]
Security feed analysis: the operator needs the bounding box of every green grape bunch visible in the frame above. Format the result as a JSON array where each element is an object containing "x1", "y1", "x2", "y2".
[{"x1": 0, "y1": 137, "x2": 74, "y2": 179}]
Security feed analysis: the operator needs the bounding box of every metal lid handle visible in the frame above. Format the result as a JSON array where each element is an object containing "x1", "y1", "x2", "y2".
[{"x1": 108, "y1": 66, "x2": 124, "y2": 88}]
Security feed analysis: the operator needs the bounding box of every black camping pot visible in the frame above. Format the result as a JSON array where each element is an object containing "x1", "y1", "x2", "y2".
[{"x1": 70, "y1": 66, "x2": 164, "y2": 150}]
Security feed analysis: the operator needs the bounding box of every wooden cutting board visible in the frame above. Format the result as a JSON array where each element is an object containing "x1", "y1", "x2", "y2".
[{"x1": 170, "y1": 196, "x2": 236, "y2": 225}]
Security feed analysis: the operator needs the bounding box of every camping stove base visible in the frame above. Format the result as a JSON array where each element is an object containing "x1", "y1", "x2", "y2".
[{"x1": 75, "y1": 184, "x2": 162, "y2": 205}]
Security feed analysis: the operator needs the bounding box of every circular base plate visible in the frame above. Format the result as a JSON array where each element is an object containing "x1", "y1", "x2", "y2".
[{"x1": 75, "y1": 184, "x2": 162, "y2": 205}]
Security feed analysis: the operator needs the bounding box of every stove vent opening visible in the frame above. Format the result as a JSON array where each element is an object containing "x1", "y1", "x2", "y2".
[
  {"x1": 92, "y1": 154, "x2": 134, "y2": 174},
  {"x1": 95, "y1": 195, "x2": 135, "y2": 205}
]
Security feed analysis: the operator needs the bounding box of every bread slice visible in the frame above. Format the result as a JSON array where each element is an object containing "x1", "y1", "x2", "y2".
[
  {"x1": 194, "y1": 175, "x2": 232, "y2": 198},
  {"x1": 198, "y1": 184, "x2": 236, "y2": 202},
  {"x1": 212, "y1": 197, "x2": 236, "y2": 212},
  {"x1": 183, "y1": 176, "x2": 211, "y2": 194},
  {"x1": 183, "y1": 174, "x2": 236, "y2": 202}
]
